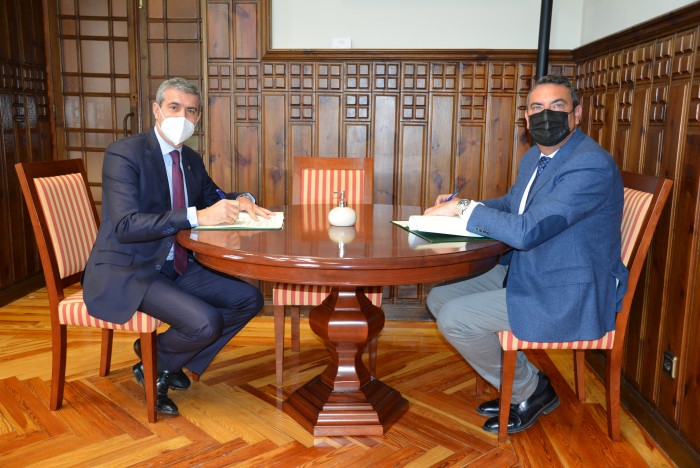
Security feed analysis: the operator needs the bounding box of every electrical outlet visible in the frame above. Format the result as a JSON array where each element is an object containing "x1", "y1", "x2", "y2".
[
  {"x1": 662, "y1": 350, "x2": 678, "y2": 378},
  {"x1": 332, "y1": 37, "x2": 351, "y2": 49}
]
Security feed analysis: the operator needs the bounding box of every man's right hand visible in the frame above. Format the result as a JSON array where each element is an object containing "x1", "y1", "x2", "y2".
[{"x1": 196, "y1": 199, "x2": 242, "y2": 226}]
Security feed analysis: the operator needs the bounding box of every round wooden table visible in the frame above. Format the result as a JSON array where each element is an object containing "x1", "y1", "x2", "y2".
[{"x1": 177, "y1": 203, "x2": 508, "y2": 436}]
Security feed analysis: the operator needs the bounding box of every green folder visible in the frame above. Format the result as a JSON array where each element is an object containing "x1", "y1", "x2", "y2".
[{"x1": 391, "y1": 220, "x2": 492, "y2": 243}]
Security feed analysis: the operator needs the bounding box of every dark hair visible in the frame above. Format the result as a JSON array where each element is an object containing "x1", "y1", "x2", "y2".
[
  {"x1": 527, "y1": 75, "x2": 579, "y2": 108},
  {"x1": 155, "y1": 78, "x2": 202, "y2": 107}
]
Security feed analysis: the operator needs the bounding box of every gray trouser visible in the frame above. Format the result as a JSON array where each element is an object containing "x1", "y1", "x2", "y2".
[{"x1": 427, "y1": 265, "x2": 540, "y2": 403}]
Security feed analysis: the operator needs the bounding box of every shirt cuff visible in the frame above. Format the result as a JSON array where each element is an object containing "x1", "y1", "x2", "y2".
[
  {"x1": 187, "y1": 206, "x2": 199, "y2": 227},
  {"x1": 462, "y1": 201, "x2": 482, "y2": 224}
]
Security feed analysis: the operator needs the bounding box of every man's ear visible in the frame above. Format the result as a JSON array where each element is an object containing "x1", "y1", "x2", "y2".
[
  {"x1": 573, "y1": 104, "x2": 583, "y2": 124},
  {"x1": 524, "y1": 112, "x2": 530, "y2": 129}
]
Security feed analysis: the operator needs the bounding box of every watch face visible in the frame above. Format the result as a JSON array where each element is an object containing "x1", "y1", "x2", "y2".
[{"x1": 457, "y1": 199, "x2": 470, "y2": 216}]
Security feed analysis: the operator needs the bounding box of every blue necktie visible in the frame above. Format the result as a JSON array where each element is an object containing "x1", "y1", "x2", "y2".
[{"x1": 528, "y1": 156, "x2": 551, "y2": 201}]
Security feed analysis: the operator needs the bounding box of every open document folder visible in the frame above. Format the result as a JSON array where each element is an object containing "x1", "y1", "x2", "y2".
[
  {"x1": 194, "y1": 211, "x2": 284, "y2": 230},
  {"x1": 391, "y1": 216, "x2": 488, "y2": 243}
]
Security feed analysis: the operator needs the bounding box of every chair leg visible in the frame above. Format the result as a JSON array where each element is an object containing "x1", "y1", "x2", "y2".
[
  {"x1": 606, "y1": 349, "x2": 622, "y2": 442},
  {"x1": 140, "y1": 331, "x2": 158, "y2": 423},
  {"x1": 498, "y1": 350, "x2": 518, "y2": 443},
  {"x1": 99, "y1": 329, "x2": 113, "y2": 377},
  {"x1": 191, "y1": 372, "x2": 200, "y2": 381},
  {"x1": 273, "y1": 305, "x2": 285, "y2": 386},
  {"x1": 573, "y1": 350, "x2": 586, "y2": 402},
  {"x1": 291, "y1": 306, "x2": 301, "y2": 352},
  {"x1": 50, "y1": 324, "x2": 68, "y2": 411},
  {"x1": 367, "y1": 336, "x2": 378, "y2": 375}
]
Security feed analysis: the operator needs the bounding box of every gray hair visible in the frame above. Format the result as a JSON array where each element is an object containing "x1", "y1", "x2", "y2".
[
  {"x1": 527, "y1": 75, "x2": 579, "y2": 108},
  {"x1": 155, "y1": 78, "x2": 202, "y2": 107}
]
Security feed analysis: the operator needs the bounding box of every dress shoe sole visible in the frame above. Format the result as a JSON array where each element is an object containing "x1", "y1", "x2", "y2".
[
  {"x1": 482, "y1": 395, "x2": 560, "y2": 434},
  {"x1": 155, "y1": 405, "x2": 179, "y2": 416}
]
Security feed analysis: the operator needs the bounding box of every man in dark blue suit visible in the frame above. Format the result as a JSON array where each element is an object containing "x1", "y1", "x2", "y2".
[
  {"x1": 82, "y1": 77, "x2": 271, "y2": 416},
  {"x1": 425, "y1": 75, "x2": 628, "y2": 434}
]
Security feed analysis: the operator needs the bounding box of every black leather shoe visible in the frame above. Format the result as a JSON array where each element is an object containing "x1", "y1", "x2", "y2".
[
  {"x1": 482, "y1": 373, "x2": 559, "y2": 434},
  {"x1": 476, "y1": 397, "x2": 500, "y2": 416},
  {"x1": 133, "y1": 339, "x2": 191, "y2": 390},
  {"x1": 132, "y1": 362, "x2": 179, "y2": 415}
]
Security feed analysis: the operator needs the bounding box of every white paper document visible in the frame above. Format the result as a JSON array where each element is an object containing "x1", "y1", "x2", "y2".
[
  {"x1": 194, "y1": 212, "x2": 284, "y2": 230},
  {"x1": 407, "y1": 215, "x2": 483, "y2": 237}
]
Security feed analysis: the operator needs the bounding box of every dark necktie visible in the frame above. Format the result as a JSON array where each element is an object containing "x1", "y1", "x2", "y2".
[
  {"x1": 170, "y1": 150, "x2": 188, "y2": 274},
  {"x1": 527, "y1": 155, "x2": 551, "y2": 201}
]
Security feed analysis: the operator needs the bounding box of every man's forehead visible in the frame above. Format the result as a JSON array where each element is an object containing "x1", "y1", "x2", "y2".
[
  {"x1": 162, "y1": 88, "x2": 200, "y2": 106},
  {"x1": 530, "y1": 84, "x2": 570, "y2": 102}
]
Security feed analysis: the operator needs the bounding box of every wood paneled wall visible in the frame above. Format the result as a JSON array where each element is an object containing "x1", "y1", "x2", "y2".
[
  {"x1": 573, "y1": 5, "x2": 700, "y2": 461},
  {"x1": 0, "y1": 0, "x2": 52, "y2": 303}
]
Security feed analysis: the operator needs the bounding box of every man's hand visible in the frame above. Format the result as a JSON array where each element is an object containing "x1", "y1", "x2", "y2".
[
  {"x1": 424, "y1": 197, "x2": 460, "y2": 216},
  {"x1": 196, "y1": 199, "x2": 243, "y2": 226},
  {"x1": 235, "y1": 196, "x2": 273, "y2": 221}
]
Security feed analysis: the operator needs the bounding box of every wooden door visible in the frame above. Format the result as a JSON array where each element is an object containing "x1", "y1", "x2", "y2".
[{"x1": 46, "y1": 0, "x2": 202, "y2": 210}]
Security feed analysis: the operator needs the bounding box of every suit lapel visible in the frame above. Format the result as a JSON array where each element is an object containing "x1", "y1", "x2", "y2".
[
  {"x1": 145, "y1": 129, "x2": 172, "y2": 209},
  {"x1": 514, "y1": 148, "x2": 540, "y2": 211},
  {"x1": 180, "y1": 146, "x2": 197, "y2": 203}
]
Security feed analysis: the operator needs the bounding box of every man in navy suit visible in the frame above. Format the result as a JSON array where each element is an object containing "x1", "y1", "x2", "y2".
[
  {"x1": 425, "y1": 75, "x2": 628, "y2": 434},
  {"x1": 82, "y1": 77, "x2": 271, "y2": 416}
]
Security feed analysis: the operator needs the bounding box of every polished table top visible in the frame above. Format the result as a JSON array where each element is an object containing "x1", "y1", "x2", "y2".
[
  {"x1": 177, "y1": 203, "x2": 509, "y2": 436},
  {"x1": 178, "y1": 203, "x2": 507, "y2": 287}
]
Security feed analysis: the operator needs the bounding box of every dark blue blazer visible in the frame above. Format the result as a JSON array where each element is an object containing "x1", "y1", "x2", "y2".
[
  {"x1": 83, "y1": 129, "x2": 247, "y2": 323},
  {"x1": 468, "y1": 129, "x2": 629, "y2": 341}
]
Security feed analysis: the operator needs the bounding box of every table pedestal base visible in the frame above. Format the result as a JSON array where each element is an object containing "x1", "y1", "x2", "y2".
[
  {"x1": 284, "y1": 375, "x2": 409, "y2": 436},
  {"x1": 283, "y1": 286, "x2": 409, "y2": 436}
]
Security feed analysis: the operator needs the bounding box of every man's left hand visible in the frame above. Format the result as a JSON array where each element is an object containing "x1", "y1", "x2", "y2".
[
  {"x1": 424, "y1": 198, "x2": 460, "y2": 217},
  {"x1": 236, "y1": 196, "x2": 272, "y2": 221}
]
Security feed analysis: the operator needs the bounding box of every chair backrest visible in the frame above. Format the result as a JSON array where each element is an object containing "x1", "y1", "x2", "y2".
[
  {"x1": 15, "y1": 160, "x2": 100, "y2": 300},
  {"x1": 615, "y1": 171, "x2": 672, "y2": 345},
  {"x1": 292, "y1": 156, "x2": 374, "y2": 205}
]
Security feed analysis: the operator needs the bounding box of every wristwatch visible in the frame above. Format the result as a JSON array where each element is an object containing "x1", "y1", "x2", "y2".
[
  {"x1": 236, "y1": 192, "x2": 256, "y2": 204},
  {"x1": 456, "y1": 198, "x2": 472, "y2": 219}
]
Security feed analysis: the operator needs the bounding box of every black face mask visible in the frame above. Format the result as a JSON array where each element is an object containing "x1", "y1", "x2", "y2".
[{"x1": 528, "y1": 109, "x2": 572, "y2": 146}]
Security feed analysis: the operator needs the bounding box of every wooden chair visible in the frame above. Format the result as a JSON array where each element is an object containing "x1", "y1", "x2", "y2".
[
  {"x1": 272, "y1": 156, "x2": 382, "y2": 386},
  {"x1": 15, "y1": 160, "x2": 162, "y2": 423},
  {"x1": 476, "y1": 170, "x2": 673, "y2": 443}
]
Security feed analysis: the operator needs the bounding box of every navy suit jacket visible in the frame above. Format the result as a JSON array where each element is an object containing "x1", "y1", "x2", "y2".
[
  {"x1": 83, "y1": 129, "x2": 248, "y2": 324},
  {"x1": 467, "y1": 129, "x2": 629, "y2": 341}
]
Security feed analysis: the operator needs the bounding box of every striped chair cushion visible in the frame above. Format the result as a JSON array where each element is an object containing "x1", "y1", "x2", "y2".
[
  {"x1": 621, "y1": 187, "x2": 652, "y2": 266},
  {"x1": 59, "y1": 290, "x2": 161, "y2": 332},
  {"x1": 273, "y1": 283, "x2": 383, "y2": 307},
  {"x1": 498, "y1": 329, "x2": 616, "y2": 351},
  {"x1": 300, "y1": 168, "x2": 365, "y2": 205},
  {"x1": 36, "y1": 173, "x2": 98, "y2": 279}
]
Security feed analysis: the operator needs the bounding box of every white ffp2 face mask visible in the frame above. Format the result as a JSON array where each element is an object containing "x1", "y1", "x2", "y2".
[{"x1": 157, "y1": 108, "x2": 196, "y2": 146}]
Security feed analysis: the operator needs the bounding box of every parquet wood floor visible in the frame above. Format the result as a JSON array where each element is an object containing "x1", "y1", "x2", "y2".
[{"x1": 0, "y1": 287, "x2": 674, "y2": 467}]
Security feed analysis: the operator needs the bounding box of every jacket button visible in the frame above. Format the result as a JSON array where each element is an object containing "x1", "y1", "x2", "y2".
[{"x1": 155, "y1": 264, "x2": 161, "y2": 271}]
